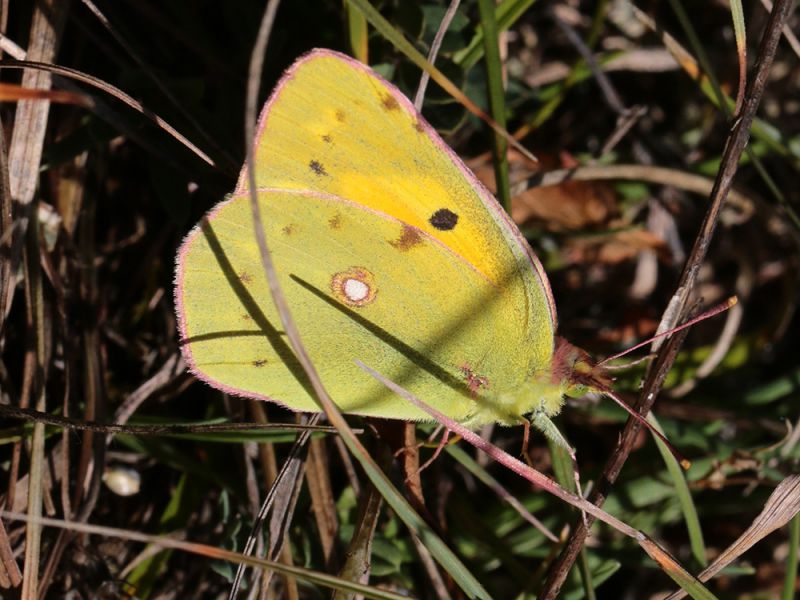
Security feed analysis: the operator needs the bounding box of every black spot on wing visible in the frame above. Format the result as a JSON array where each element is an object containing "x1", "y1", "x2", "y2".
[
  {"x1": 309, "y1": 160, "x2": 328, "y2": 176},
  {"x1": 429, "y1": 208, "x2": 459, "y2": 231}
]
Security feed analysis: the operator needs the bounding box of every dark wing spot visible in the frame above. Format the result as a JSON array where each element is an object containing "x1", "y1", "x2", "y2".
[
  {"x1": 429, "y1": 208, "x2": 459, "y2": 231},
  {"x1": 239, "y1": 271, "x2": 253, "y2": 284},
  {"x1": 241, "y1": 313, "x2": 252, "y2": 321},
  {"x1": 309, "y1": 160, "x2": 328, "y2": 176},
  {"x1": 413, "y1": 120, "x2": 425, "y2": 133},
  {"x1": 335, "y1": 109, "x2": 346, "y2": 122},
  {"x1": 389, "y1": 225, "x2": 423, "y2": 251},
  {"x1": 321, "y1": 134, "x2": 332, "y2": 143},
  {"x1": 381, "y1": 94, "x2": 400, "y2": 111},
  {"x1": 252, "y1": 359, "x2": 267, "y2": 367},
  {"x1": 282, "y1": 224, "x2": 295, "y2": 235},
  {"x1": 328, "y1": 214, "x2": 342, "y2": 229}
]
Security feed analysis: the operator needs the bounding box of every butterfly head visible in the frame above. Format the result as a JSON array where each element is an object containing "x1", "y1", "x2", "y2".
[{"x1": 551, "y1": 336, "x2": 613, "y2": 398}]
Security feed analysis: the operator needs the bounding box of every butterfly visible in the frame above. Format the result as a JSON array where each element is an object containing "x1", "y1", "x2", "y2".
[{"x1": 174, "y1": 49, "x2": 613, "y2": 451}]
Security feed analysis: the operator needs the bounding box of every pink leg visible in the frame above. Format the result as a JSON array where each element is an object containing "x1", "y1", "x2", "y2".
[
  {"x1": 409, "y1": 428, "x2": 451, "y2": 480},
  {"x1": 521, "y1": 419, "x2": 531, "y2": 459}
]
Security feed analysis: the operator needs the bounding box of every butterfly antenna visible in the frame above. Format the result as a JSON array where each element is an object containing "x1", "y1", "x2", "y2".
[
  {"x1": 597, "y1": 296, "x2": 738, "y2": 367},
  {"x1": 603, "y1": 353, "x2": 651, "y2": 371},
  {"x1": 603, "y1": 388, "x2": 691, "y2": 470}
]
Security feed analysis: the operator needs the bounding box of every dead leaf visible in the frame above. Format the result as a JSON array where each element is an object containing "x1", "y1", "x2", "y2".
[
  {"x1": 469, "y1": 149, "x2": 618, "y2": 231},
  {"x1": 566, "y1": 229, "x2": 668, "y2": 265}
]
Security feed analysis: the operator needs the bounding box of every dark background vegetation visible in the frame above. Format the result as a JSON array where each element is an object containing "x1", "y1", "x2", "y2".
[{"x1": 1, "y1": 0, "x2": 799, "y2": 598}]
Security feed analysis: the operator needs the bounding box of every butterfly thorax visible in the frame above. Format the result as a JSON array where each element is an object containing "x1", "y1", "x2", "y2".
[{"x1": 466, "y1": 337, "x2": 611, "y2": 428}]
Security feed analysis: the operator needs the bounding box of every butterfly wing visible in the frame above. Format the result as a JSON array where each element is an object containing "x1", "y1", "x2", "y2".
[
  {"x1": 177, "y1": 50, "x2": 559, "y2": 422},
  {"x1": 238, "y1": 50, "x2": 556, "y2": 372},
  {"x1": 176, "y1": 189, "x2": 532, "y2": 422}
]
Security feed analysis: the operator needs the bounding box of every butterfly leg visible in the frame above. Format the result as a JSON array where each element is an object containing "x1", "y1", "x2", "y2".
[
  {"x1": 521, "y1": 418, "x2": 531, "y2": 459},
  {"x1": 417, "y1": 428, "x2": 451, "y2": 474},
  {"x1": 394, "y1": 424, "x2": 442, "y2": 458},
  {"x1": 402, "y1": 426, "x2": 455, "y2": 482}
]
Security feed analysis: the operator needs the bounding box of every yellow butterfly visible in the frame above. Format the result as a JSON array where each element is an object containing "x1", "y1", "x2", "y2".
[{"x1": 175, "y1": 49, "x2": 610, "y2": 449}]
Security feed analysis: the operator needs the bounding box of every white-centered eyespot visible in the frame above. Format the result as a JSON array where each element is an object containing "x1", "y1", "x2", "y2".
[{"x1": 331, "y1": 267, "x2": 377, "y2": 307}]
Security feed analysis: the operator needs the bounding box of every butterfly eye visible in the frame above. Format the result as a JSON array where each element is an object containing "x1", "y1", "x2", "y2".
[{"x1": 429, "y1": 208, "x2": 459, "y2": 231}]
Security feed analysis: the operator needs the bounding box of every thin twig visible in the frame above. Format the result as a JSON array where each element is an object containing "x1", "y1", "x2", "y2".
[
  {"x1": 0, "y1": 403, "x2": 339, "y2": 435},
  {"x1": 551, "y1": 5, "x2": 626, "y2": 115},
  {"x1": 414, "y1": 0, "x2": 461, "y2": 110},
  {"x1": 0, "y1": 510, "x2": 413, "y2": 600},
  {"x1": 760, "y1": 0, "x2": 800, "y2": 57},
  {"x1": 0, "y1": 59, "x2": 214, "y2": 167}
]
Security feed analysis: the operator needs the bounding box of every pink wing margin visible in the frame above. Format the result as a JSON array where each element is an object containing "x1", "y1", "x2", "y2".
[{"x1": 233, "y1": 48, "x2": 557, "y2": 329}]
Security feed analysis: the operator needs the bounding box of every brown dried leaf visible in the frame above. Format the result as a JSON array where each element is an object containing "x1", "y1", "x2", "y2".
[
  {"x1": 469, "y1": 149, "x2": 618, "y2": 231},
  {"x1": 566, "y1": 229, "x2": 667, "y2": 265}
]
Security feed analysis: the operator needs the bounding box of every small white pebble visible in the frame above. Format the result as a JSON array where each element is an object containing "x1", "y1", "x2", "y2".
[{"x1": 103, "y1": 466, "x2": 141, "y2": 496}]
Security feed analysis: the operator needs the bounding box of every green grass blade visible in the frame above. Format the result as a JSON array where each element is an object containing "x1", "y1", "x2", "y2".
[
  {"x1": 477, "y1": 0, "x2": 510, "y2": 212},
  {"x1": 648, "y1": 413, "x2": 708, "y2": 567},
  {"x1": 728, "y1": 0, "x2": 747, "y2": 112},
  {"x1": 781, "y1": 513, "x2": 800, "y2": 600},
  {"x1": 346, "y1": 1, "x2": 369, "y2": 63}
]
